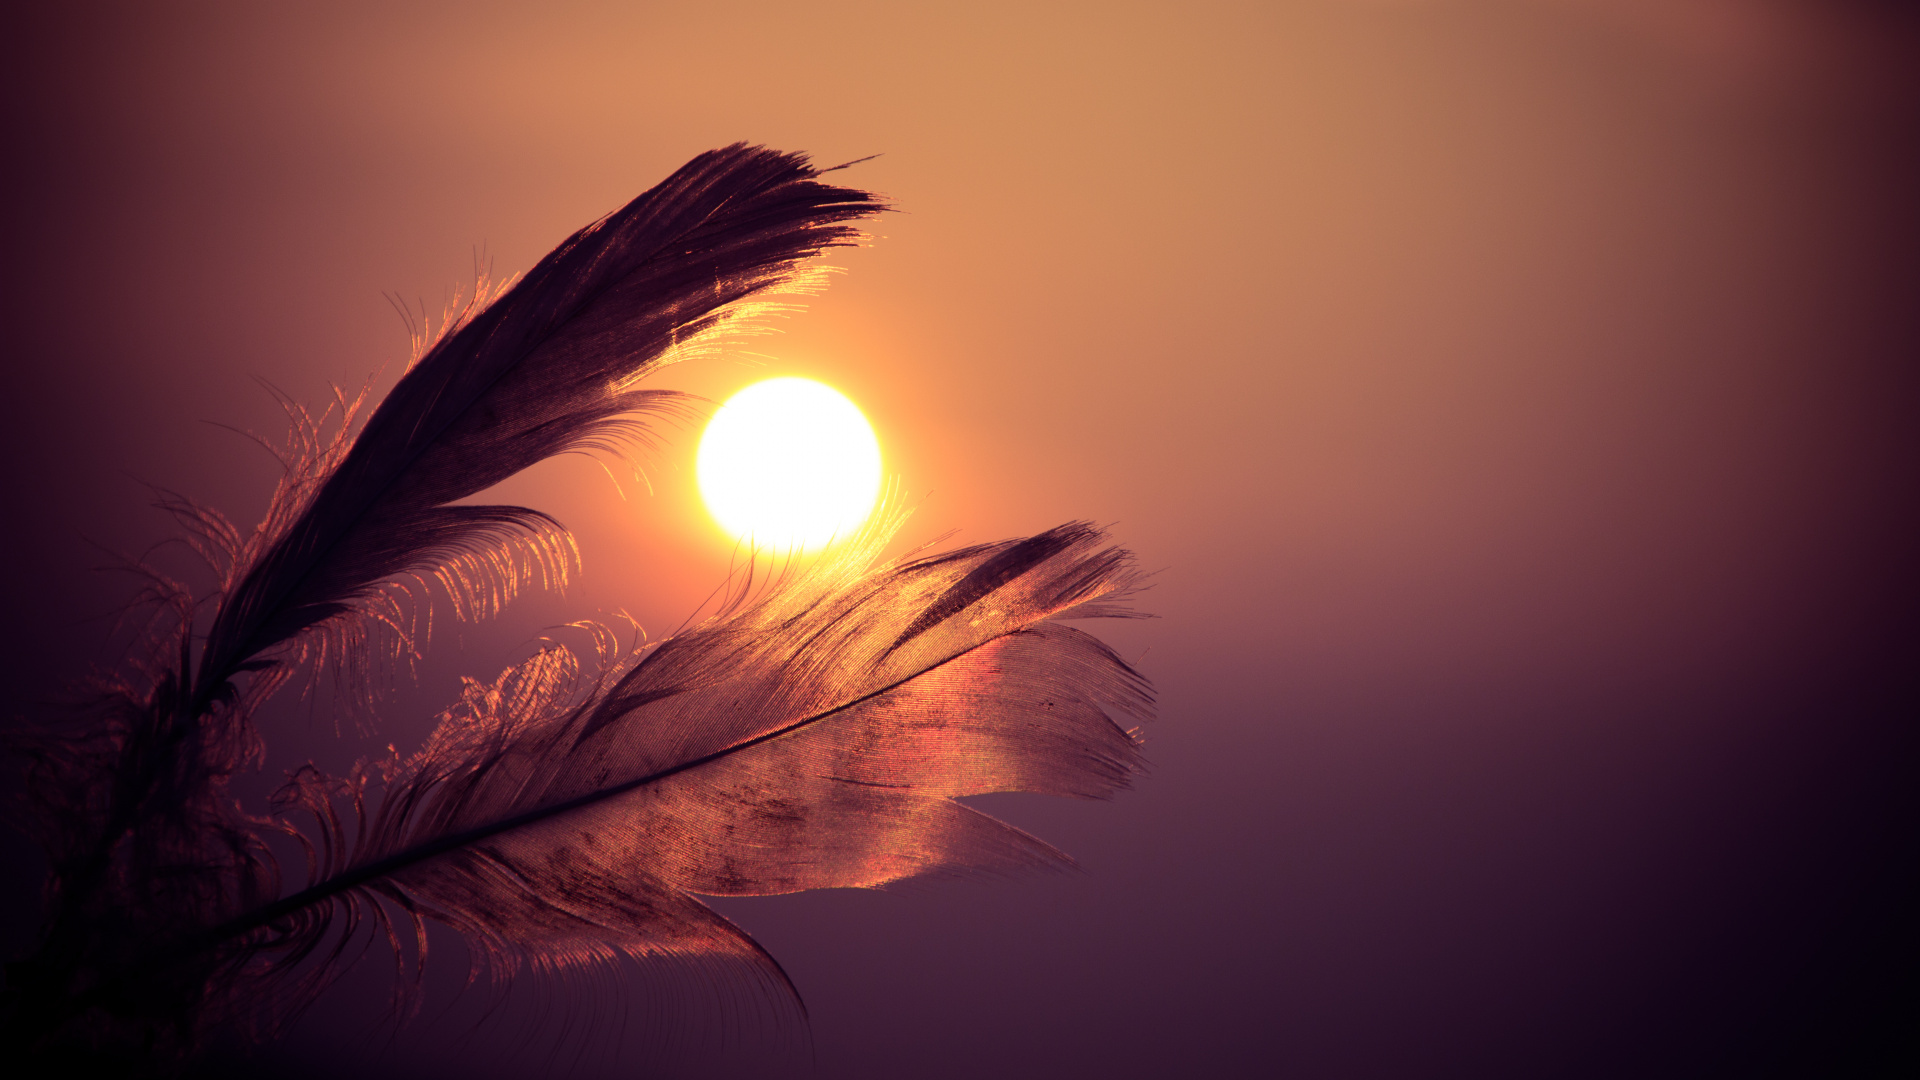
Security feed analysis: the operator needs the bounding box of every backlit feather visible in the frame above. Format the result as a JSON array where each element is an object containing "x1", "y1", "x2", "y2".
[{"x1": 232, "y1": 518, "x2": 1149, "y2": 1018}]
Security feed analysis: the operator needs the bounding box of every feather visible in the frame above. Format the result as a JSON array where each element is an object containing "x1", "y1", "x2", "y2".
[
  {"x1": 194, "y1": 143, "x2": 884, "y2": 719},
  {"x1": 5, "y1": 147, "x2": 1154, "y2": 1074},
  {"x1": 219, "y1": 517, "x2": 1150, "y2": 1025}
]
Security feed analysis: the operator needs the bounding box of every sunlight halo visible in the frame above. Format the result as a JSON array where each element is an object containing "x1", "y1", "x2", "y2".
[{"x1": 696, "y1": 376, "x2": 882, "y2": 554}]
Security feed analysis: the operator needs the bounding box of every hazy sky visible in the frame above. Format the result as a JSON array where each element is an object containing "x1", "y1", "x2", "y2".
[{"x1": 3, "y1": 2, "x2": 1916, "y2": 1076}]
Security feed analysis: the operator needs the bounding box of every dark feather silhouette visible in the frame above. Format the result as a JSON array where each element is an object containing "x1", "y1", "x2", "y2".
[
  {"x1": 196, "y1": 144, "x2": 884, "y2": 720},
  {"x1": 3, "y1": 146, "x2": 1151, "y2": 1074}
]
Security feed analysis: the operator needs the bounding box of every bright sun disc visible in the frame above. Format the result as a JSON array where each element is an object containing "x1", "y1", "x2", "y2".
[{"x1": 696, "y1": 377, "x2": 882, "y2": 553}]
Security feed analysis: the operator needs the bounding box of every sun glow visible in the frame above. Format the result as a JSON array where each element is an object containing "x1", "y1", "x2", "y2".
[{"x1": 696, "y1": 377, "x2": 882, "y2": 553}]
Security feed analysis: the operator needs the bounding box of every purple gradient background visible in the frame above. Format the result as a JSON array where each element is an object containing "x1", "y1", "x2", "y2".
[{"x1": 2, "y1": 2, "x2": 1916, "y2": 1076}]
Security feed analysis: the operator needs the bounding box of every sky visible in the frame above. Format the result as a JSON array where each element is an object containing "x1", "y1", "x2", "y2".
[{"x1": 2, "y1": 1, "x2": 1917, "y2": 1076}]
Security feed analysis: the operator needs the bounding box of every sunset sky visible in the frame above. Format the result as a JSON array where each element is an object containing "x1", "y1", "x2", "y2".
[{"x1": 3, "y1": 2, "x2": 1916, "y2": 1076}]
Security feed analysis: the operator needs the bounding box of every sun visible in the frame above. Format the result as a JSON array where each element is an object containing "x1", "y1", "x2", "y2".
[{"x1": 696, "y1": 377, "x2": 882, "y2": 553}]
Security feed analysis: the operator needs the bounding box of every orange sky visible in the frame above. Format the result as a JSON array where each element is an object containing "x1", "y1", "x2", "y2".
[{"x1": 3, "y1": 3, "x2": 1916, "y2": 1076}]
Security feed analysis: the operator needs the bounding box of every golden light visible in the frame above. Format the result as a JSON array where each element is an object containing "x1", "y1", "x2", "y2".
[{"x1": 696, "y1": 376, "x2": 882, "y2": 553}]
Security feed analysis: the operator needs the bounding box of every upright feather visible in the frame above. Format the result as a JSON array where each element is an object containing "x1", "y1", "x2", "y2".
[{"x1": 194, "y1": 144, "x2": 884, "y2": 716}]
